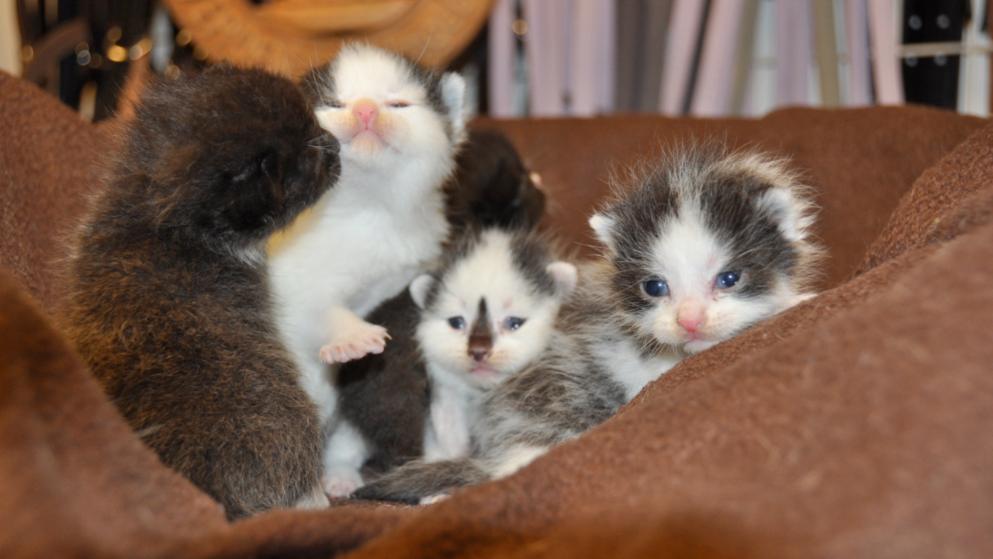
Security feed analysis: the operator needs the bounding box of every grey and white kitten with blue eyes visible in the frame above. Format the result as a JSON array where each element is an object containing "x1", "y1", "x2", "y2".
[
  {"x1": 410, "y1": 228, "x2": 577, "y2": 463},
  {"x1": 352, "y1": 146, "x2": 822, "y2": 504},
  {"x1": 266, "y1": 44, "x2": 466, "y2": 496}
]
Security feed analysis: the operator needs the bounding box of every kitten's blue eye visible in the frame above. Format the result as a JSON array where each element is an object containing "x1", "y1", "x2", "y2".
[
  {"x1": 642, "y1": 279, "x2": 669, "y2": 297},
  {"x1": 716, "y1": 271, "x2": 741, "y2": 289},
  {"x1": 447, "y1": 316, "x2": 466, "y2": 330},
  {"x1": 504, "y1": 317, "x2": 526, "y2": 331}
]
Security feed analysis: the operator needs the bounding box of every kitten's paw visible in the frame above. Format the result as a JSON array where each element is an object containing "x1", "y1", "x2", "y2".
[
  {"x1": 295, "y1": 485, "x2": 331, "y2": 509},
  {"x1": 322, "y1": 469, "x2": 364, "y2": 498},
  {"x1": 318, "y1": 323, "x2": 390, "y2": 364},
  {"x1": 419, "y1": 493, "x2": 450, "y2": 505}
]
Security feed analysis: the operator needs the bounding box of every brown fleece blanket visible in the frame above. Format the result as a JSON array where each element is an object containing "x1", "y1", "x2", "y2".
[{"x1": 2, "y1": 70, "x2": 992, "y2": 558}]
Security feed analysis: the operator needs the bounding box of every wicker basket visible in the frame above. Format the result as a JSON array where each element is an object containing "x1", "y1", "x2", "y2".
[{"x1": 163, "y1": 0, "x2": 493, "y2": 76}]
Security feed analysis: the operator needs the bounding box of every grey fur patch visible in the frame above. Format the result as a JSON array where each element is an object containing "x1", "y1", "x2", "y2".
[
  {"x1": 475, "y1": 329, "x2": 627, "y2": 454},
  {"x1": 509, "y1": 232, "x2": 558, "y2": 295},
  {"x1": 352, "y1": 458, "x2": 488, "y2": 504}
]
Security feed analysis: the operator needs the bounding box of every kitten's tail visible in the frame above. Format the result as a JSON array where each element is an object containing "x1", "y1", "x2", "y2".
[{"x1": 352, "y1": 458, "x2": 489, "y2": 504}]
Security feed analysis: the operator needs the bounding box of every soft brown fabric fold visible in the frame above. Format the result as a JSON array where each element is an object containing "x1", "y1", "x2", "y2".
[
  {"x1": 859, "y1": 120, "x2": 993, "y2": 273},
  {"x1": 0, "y1": 269, "x2": 226, "y2": 558},
  {"x1": 0, "y1": 72, "x2": 112, "y2": 310}
]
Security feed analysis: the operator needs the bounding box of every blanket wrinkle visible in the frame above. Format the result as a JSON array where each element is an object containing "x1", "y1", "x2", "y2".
[
  {"x1": 858, "y1": 120, "x2": 993, "y2": 273},
  {"x1": 0, "y1": 270, "x2": 228, "y2": 559}
]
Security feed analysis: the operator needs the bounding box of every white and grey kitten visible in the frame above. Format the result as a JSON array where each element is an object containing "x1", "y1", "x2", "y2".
[
  {"x1": 410, "y1": 228, "x2": 576, "y2": 463},
  {"x1": 266, "y1": 44, "x2": 466, "y2": 496},
  {"x1": 326, "y1": 227, "x2": 575, "y2": 495},
  {"x1": 353, "y1": 146, "x2": 822, "y2": 503}
]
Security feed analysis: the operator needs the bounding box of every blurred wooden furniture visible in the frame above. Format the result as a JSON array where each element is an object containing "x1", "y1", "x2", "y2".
[{"x1": 163, "y1": 0, "x2": 493, "y2": 76}]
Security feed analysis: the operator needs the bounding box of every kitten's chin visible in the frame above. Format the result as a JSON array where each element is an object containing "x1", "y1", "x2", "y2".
[
  {"x1": 343, "y1": 132, "x2": 388, "y2": 159},
  {"x1": 465, "y1": 364, "x2": 508, "y2": 388},
  {"x1": 682, "y1": 339, "x2": 718, "y2": 354}
]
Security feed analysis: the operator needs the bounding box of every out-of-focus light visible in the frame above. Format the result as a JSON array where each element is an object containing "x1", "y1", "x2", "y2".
[{"x1": 512, "y1": 19, "x2": 528, "y2": 36}]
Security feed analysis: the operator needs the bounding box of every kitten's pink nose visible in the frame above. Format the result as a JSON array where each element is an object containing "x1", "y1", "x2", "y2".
[
  {"x1": 676, "y1": 304, "x2": 705, "y2": 333},
  {"x1": 352, "y1": 99, "x2": 378, "y2": 128}
]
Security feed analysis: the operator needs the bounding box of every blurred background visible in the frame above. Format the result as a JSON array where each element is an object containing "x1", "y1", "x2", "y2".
[{"x1": 1, "y1": 0, "x2": 990, "y2": 122}]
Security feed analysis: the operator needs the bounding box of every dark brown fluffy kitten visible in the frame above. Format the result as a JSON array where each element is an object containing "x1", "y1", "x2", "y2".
[
  {"x1": 335, "y1": 129, "x2": 545, "y2": 474},
  {"x1": 61, "y1": 65, "x2": 340, "y2": 519},
  {"x1": 445, "y1": 129, "x2": 546, "y2": 233}
]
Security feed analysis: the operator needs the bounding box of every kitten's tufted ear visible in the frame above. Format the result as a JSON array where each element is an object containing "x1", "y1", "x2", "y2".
[
  {"x1": 409, "y1": 274, "x2": 437, "y2": 309},
  {"x1": 546, "y1": 261, "x2": 577, "y2": 296},
  {"x1": 588, "y1": 213, "x2": 618, "y2": 254},
  {"x1": 755, "y1": 186, "x2": 814, "y2": 243},
  {"x1": 440, "y1": 72, "x2": 467, "y2": 134}
]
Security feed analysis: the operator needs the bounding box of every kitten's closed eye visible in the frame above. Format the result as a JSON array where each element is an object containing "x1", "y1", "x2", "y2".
[{"x1": 386, "y1": 100, "x2": 411, "y2": 108}]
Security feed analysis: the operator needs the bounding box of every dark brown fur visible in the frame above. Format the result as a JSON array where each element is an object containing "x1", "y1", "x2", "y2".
[
  {"x1": 337, "y1": 131, "x2": 545, "y2": 473},
  {"x1": 60, "y1": 65, "x2": 340, "y2": 519},
  {"x1": 445, "y1": 129, "x2": 546, "y2": 233}
]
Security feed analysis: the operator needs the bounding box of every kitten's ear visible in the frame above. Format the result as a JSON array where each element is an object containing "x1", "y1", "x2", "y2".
[
  {"x1": 440, "y1": 72, "x2": 467, "y2": 133},
  {"x1": 409, "y1": 274, "x2": 436, "y2": 309},
  {"x1": 755, "y1": 187, "x2": 814, "y2": 243},
  {"x1": 546, "y1": 261, "x2": 577, "y2": 296},
  {"x1": 588, "y1": 213, "x2": 618, "y2": 254}
]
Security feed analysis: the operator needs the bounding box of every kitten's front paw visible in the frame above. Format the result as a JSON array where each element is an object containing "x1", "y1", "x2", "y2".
[
  {"x1": 323, "y1": 469, "x2": 364, "y2": 499},
  {"x1": 419, "y1": 493, "x2": 450, "y2": 505},
  {"x1": 318, "y1": 322, "x2": 390, "y2": 364}
]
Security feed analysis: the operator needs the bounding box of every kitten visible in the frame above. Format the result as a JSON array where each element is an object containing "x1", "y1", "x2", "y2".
[
  {"x1": 267, "y1": 44, "x2": 466, "y2": 495},
  {"x1": 61, "y1": 65, "x2": 339, "y2": 519},
  {"x1": 410, "y1": 228, "x2": 576, "y2": 462},
  {"x1": 445, "y1": 129, "x2": 546, "y2": 232},
  {"x1": 331, "y1": 130, "x2": 547, "y2": 481},
  {"x1": 353, "y1": 146, "x2": 822, "y2": 503}
]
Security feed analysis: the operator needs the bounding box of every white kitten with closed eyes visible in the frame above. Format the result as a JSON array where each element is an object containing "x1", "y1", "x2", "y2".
[
  {"x1": 267, "y1": 44, "x2": 466, "y2": 497},
  {"x1": 410, "y1": 229, "x2": 576, "y2": 462}
]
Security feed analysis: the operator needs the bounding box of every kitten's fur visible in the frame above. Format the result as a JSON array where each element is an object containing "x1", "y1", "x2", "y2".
[
  {"x1": 353, "y1": 146, "x2": 822, "y2": 503},
  {"x1": 267, "y1": 44, "x2": 466, "y2": 495},
  {"x1": 410, "y1": 228, "x2": 576, "y2": 462},
  {"x1": 445, "y1": 129, "x2": 546, "y2": 232},
  {"x1": 61, "y1": 66, "x2": 339, "y2": 519},
  {"x1": 335, "y1": 130, "x2": 546, "y2": 475}
]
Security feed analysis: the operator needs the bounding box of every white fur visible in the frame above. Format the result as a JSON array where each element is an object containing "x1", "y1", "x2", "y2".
[
  {"x1": 422, "y1": 365, "x2": 475, "y2": 461},
  {"x1": 590, "y1": 331, "x2": 682, "y2": 401},
  {"x1": 267, "y1": 44, "x2": 466, "y2": 493},
  {"x1": 321, "y1": 419, "x2": 369, "y2": 497},
  {"x1": 488, "y1": 444, "x2": 549, "y2": 479},
  {"x1": 588, "y1": 213, "x2": 617, "y2": 252},
  {"x1": 293, "y1": 486, "x2": 331, "y2": 509}
]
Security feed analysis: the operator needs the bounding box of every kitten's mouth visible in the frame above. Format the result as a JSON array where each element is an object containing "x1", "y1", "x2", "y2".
[
  {"x1": 470, "y1": 364, "x2": 500, "y2": 379},
  {"x1": 344, "y1": 129, "x2": 390, "y2": 156}
]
